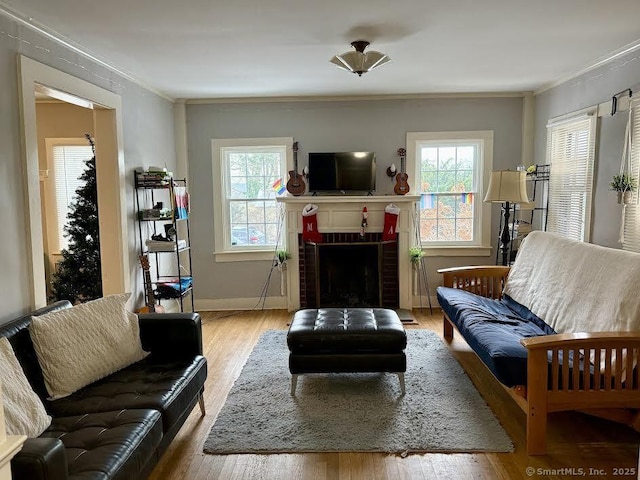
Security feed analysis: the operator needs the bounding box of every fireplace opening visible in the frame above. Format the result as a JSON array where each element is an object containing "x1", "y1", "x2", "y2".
[
  {"x1": 317, "y1": 243, "x2": 380, "y2": 307},
  {"x1": 298, "y1": 232, "x2": 399, "y2": 309}
]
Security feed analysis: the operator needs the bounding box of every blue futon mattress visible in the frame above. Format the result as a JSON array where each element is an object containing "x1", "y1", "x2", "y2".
[{"x1": 436, "y1": 286, "x2": 556, "y2": 386}]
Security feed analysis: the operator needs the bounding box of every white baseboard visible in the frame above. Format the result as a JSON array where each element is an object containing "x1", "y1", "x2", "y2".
[
  {"x1": 195, "y1": 296, "x2": 287, "y2": 311},
  {"x1": 194, "y1": 296, "x2": 437, "y2": 312}
]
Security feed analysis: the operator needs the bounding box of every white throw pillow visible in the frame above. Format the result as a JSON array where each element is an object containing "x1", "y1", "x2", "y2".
[
  {"x1": 0, "y1": 337, "x2": 52, "y2": 437},
  {"x1": 29, "y1": 293, "x2": 148, "y2": 400}
]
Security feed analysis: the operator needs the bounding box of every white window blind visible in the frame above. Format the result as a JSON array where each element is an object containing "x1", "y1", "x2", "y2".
[
  {"x1": 53, "y1": 144, "x2": 93, "y2": 251},
  {"x1": 546, "y1": 114, "x2": 597, "y2": 242},
  {"x1": 623, "y1": 98, "x2": 640, "y2": 252}
]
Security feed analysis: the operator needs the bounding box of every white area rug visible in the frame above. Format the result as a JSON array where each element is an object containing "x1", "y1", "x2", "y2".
[{"x1": 204, "y1": 329, "x2": 513, "y2": 454}]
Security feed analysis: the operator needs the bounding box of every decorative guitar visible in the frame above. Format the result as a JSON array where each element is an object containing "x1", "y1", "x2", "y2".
[
  {"x1": 286, "y1": 141, "x2": 305, "y2": 196},
  {"x1": 394, "y1": 147, "x2": 410, "y2": 195},
  {"x1": 138, "y1": 254, "x2": 165, "y2": 313}
]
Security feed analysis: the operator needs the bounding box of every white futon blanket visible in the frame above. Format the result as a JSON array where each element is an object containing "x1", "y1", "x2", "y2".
[{"x1": 504, "y1": 231, "x2": 640, "y2": 334}]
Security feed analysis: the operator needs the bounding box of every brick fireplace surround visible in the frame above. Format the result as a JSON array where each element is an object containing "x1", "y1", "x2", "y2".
[{"x1": 276, "y1": 195, "x2": 420, "y2": 311}]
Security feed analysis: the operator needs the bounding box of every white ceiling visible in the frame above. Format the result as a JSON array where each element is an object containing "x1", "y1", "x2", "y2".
[{"x1": 3, "y1": 0, "x2": 640, "y2": 100}]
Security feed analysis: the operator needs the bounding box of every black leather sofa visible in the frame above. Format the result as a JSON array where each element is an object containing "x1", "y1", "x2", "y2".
[{"x1": 2, "y1": 300, "x2": 207, "y2": 480}]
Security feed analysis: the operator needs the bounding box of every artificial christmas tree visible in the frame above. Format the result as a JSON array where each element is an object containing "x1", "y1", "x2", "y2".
[{"x1": 50, "y1": 134, "x2": 102, "y2": 304}]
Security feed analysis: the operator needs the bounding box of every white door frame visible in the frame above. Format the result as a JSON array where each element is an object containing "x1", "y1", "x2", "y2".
[{"x1": 18, "y1": 55, "x2": 129, "y2": 308}]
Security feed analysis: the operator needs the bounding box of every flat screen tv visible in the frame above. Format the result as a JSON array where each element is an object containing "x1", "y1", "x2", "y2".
[{"x1": 308, "y1": 152, "x2": 376, "y2": 193}]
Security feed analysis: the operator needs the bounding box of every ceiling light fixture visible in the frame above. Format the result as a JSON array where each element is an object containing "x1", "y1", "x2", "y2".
[{"x1": 329, "y1": 40, "x2": 390, "y2": 77}]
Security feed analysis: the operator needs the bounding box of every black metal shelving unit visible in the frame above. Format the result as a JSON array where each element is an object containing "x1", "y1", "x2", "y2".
[
  {"x1": 504, "y1": 164, "x2": 550, "y2": 264},
  {"x1": 134, "y1": 172, "x2": 194, "y2": 312},
  {"x1": 526, "y1": 163, "x2": 550, "y2": 231}
]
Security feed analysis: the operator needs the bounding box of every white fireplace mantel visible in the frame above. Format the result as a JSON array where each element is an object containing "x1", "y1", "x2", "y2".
[{"x1": 276, "y1": 195, "x2": 420, "y2": 311}]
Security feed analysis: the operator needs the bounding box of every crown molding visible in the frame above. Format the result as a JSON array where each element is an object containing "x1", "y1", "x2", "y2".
[
  {"x1": 184, "y1": 91, "x2": 527, "y2": 105},
  {"x1": 534, "y1": 39, "x2": 640, "y2": 96},
  {"x1": 0, "y1": 1, "x2": 174, "y2": 102}
]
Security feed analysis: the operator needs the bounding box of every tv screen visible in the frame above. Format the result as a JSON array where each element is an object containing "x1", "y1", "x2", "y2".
[{"x1": 308, "y1": 152, "x2": 376, "y2": 192}]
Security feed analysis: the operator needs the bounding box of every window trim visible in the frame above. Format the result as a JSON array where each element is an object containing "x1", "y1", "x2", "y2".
[
  {"x1": 212, "y1": 137, "x2": 293, "y2": 262},
  {"x1": 44, "y1": 137, "x2": 93, "y2": 254},
  {"x1": 406, "y1": 131, "x2": 493, "y2": 252},
  {"x1": 545, "y1": 108, "x2": 597, "y2": 242}
]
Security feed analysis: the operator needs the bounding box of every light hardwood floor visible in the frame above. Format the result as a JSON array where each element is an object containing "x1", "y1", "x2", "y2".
[{"x1": 148, "y1": 309, "x2": 640, "y2": 480}]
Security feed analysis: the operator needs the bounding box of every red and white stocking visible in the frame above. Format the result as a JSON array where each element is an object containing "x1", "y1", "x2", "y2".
[
  {"x1": 302, "y1": 204, "x2": 322, "y2": 243},
  {"x1": 382, "y1": 203, "x2": 400, "y2": 241}
]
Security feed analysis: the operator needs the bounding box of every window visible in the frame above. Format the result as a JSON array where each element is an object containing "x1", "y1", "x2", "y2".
[
  {"x1": 546, "y1": 110, "x2": 597, "y2": 242},
  {"x1": 623, "y1": 98, "x2": 640, "y2": 253},
  {"x1": 212, "y1": 137, "x2": 291, "y2": 261},
  {"x1": 46, "y1": 139, "x2": 94, "y2": 252},
  {"x1": 407, "y1": 131, "x2": 493, "y2": 253}
]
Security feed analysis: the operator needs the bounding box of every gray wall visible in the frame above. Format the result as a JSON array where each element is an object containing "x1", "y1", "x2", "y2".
[
  {"x1": 534, "y1": 49, "x2": 640, "y2": 248},
  {"x1": 0, "y1": 13, "x2": 176, "y2": 323},
  {"x1": 186, "y1": 97, "x2": 524, "y2": 303}
]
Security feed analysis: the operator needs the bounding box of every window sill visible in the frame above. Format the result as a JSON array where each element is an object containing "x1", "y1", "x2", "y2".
[
  {"x1": 422, "y1": 246, "x2": 493, "y2": 257},
  {"x1": 214, "y1": 250, "x2": 275, "y2": 263}
]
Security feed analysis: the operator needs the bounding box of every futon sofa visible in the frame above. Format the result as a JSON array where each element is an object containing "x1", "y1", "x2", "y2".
[
  {"x1": 2, "y1": 300, "x2": 207, "y2": 480},
  {"x1": 437, "y1": 231, "x2": 640, "y2": 455}
]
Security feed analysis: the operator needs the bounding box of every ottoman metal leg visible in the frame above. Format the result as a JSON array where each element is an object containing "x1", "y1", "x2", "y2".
[
  {"x1": 397, "y1": 372, "x2": 406, "y2": 395},
  {"x1": 291, "y1": 374, "x2": 298, "y2": 396}
]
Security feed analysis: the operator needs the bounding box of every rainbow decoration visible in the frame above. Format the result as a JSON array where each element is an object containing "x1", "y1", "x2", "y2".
[
  {"x1": 460, "y1": 192, "x2": 473, "y2": 204},
  {"x1": 272, "y1": 178, "x2": 286, "y2": 195},
  {"x1": 420, "y1": 193, "x2": 436, "y2": 209}
]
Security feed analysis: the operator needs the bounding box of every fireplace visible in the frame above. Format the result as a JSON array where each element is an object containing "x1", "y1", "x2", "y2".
[
  {"x1": 276, "y1": 195, "x2": 419, "y2": 311},
  {"x1": 318, "y1": 243, "x2": 380, "y2": 306},
  {"x1": 298, "y1": 233, "x2": 399, "y2": 308}
]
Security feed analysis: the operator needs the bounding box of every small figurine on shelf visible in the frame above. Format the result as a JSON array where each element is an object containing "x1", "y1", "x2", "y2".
[
  {"x1": 164, "y1": 224, "x2": 176, "y2": 241},
  {"x1": 151, "y1": 233, "x2": 171, "y2": 242}
]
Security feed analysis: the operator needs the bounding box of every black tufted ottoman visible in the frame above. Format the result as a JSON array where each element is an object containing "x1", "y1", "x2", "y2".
[{"x1": 287, "y1": 308, "x2": 407, "y2": 395}]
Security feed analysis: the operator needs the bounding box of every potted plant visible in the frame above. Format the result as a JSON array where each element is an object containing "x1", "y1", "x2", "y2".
[
  {"x1": 610, "y1": 173, "x2": 637, "y2": 204},
  {"x1": 409, "y1": 246, "x2": 425, "y2": 266},
  {"x1": 275, "y1": 249, "x2": 290, "y2": 270}
]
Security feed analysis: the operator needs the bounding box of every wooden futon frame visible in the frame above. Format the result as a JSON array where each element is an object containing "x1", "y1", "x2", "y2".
[{"x1": 439, "y1": 265, "x2": 640, "y2": 455}]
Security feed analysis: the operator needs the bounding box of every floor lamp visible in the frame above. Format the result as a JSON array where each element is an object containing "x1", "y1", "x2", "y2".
[{"x1": 484, "y1": 170, "x2": 530, "y2": 266}]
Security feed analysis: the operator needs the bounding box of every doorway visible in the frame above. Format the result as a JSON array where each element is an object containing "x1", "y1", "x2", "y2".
[
  {"x1": 18, "y1": 56, "x2": 129, "y2": 308},
  {"x1": 40, "y1": 132, "x2": 96, "y2": 300}
]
